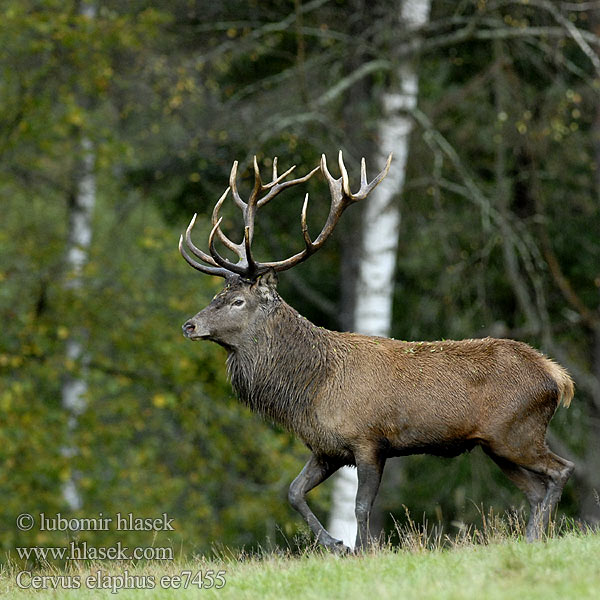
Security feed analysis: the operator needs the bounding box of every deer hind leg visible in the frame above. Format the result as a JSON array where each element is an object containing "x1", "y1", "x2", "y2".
[
  {"x1": 483, "y1": 446, "x2": 574, "y2": 542},
  {"x1": 354, "y1": 451, "x2": 385, "y2": 552},
  {"x1": 530, "y1": 449, "x2": 574, "y2": 539},
  {"x1": 483, "y1": 449, "x2": 547, "y2": 539},
  {"x1": 288, "y1": 454, "x2": 347, "y2": 552}
]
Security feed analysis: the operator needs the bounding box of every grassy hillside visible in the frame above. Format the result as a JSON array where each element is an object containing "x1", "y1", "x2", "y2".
[{"x1": 2, "y1": 531, "x2": 598, "y2": 599}]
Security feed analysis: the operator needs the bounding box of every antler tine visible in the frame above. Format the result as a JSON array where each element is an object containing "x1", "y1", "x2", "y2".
[
  {"x1": 244, "y1": 226, "x2": 258, "y2": 275},
  {"x1": 338, "y1": 150, "x2": 351, "y2": 197},
  {"x1": 178, "y1": 233, "x2": 232, "y2": 277},
  {"x1": 210, "y1": 186, "x2": 245, "y2": 257},
  {"x1": 247, "y1": 155, "x2": 263, "y2": 206},
  {"x1": 257, "y1": 164, "x2": 319, "y2": 208},
  {"x1": 348, "y1": 152, "x2": 393, "y2": 201},
  {"x1": 184, "y1": 213, "x2": 220, "y2": 267},
  {"x1": 319, "y1": 153, "x2": 346, "y2": 210},
  {"x1": 322, "y1": 151, "x2": 394, "y2": 203},
  {"x1": 262, "y1": 163, "x2": 297, "y2": 190},
  {"x1": 180, "y1": 183, "x2": 247, "y2": 279},
  {"x1": 320, "y1": 152, "x2": 333, "y2": 181},
  {"x1": 229, "y1": 160, "x2": 246, "y2": 211},
  {"x1": 208, "y1": 217, "x2": 249, "y2": 276},
  {"x1": 241, "y1": 157, "x2": 264, "y2": 270},
  {"x1": 360, "y1": 157, "x2": 368, "y2": 188},
  {"x1": 265, "y1": 156, "x2": 302, "y2": 191}
]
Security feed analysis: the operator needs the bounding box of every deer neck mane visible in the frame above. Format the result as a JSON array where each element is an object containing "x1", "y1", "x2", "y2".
[{"x1": 226, "y1": 300, "x2": 332, "y2": 430}]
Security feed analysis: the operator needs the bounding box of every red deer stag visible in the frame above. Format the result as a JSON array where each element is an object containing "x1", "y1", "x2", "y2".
[{"x1": 179, "y1": 152, "x2": 574, "y2": 551}]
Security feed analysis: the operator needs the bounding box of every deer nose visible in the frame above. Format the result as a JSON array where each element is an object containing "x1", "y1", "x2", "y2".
[{"x1": 182, "y1": 320, "x2": 196, "y2": 336}]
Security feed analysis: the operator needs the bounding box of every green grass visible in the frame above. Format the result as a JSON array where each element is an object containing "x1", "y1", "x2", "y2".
[
  {"x1": 2, "y1": 529, "x2": 599, "y2": 599},
  {"x1": 216, "y1": 534, "x2": 600, "y2": 600}
]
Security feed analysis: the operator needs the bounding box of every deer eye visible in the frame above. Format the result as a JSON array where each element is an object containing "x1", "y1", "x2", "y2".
[{"x1": 231, "y1": 298, "x2": 245, "y2": 307}]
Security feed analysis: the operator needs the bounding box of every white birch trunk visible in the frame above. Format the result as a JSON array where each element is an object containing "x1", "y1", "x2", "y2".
[
  {"x1": 328, "y1": 0, "x2": 431, "y2": 548},
  {"x1": 61, "y1": 0, "x2": 97, "y2": 513},
  {"x1": 62, "y1": 136, "x2": 95, "y2": 511},
  {"x1": 61, "y1": 15, "x2": 97, "y2": 504}
]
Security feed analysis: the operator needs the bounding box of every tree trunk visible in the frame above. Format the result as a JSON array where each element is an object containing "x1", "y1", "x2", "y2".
[
  {"x1": 328, "y1": 0, "x2": 431, "y2": 548},
  {"x1": 61, "y1": 136, "x2": 96, "y2": 511},
  {"x1": 61, "y1": 0, "x2": 97, "y2": 513}
]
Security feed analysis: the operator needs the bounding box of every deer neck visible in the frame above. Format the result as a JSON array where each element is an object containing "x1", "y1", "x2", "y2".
[{"x1": 226, "y1": 301, "x2": 332, "y2": 431}]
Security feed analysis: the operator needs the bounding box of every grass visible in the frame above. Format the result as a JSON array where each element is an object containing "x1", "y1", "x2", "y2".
[{"x1": 2, "y1": 517, "x2": 598, "y2": 599}]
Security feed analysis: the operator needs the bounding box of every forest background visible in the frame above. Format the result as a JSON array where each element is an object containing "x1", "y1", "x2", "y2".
[{"x1": 1, "y1": 0, "x2": 599, "y2": 559}]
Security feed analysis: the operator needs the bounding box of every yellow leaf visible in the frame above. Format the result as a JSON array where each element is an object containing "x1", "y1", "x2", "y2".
[
  {"x1": 67, "y1": 109, "x2": 84, "y2": 126},
  {"x1": 152, "y1": 394, "x2": 166, "y2": 408}
]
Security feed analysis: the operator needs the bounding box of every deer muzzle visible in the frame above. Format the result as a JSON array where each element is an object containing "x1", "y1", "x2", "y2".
[{"x1": 182, "y1": 318, "x2": 210, "y2": 340}]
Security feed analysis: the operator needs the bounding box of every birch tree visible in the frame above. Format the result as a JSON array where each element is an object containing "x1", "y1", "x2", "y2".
[
  {"x1": 61, "y1": 1, "x2": 97, "y2": 511},
  {"x1": 328, "y1": 0, "x2": 432, "y2": 548}
]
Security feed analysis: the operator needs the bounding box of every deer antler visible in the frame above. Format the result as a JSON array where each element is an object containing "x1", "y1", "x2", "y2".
[
  {"x1": 261, "y1": 151, "x2": 393, "y2": 272},
  {"x1": 179, "y1": 151, "x2": 392, "y2": 278}
]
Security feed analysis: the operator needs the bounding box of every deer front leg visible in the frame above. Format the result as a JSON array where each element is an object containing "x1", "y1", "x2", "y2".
[
  {"x1": 355, "y1": 458, "x2": 384, "y2": 551},
  {"x1": 288, "y1": 454, "x2": 346, "y2": 552}
]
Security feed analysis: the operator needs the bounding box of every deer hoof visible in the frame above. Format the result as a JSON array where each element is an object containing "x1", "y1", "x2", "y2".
[{"x1": 330, "y1": 539, "x2": 352, "y2": 555}]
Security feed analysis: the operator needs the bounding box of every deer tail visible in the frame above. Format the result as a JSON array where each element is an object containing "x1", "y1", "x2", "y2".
[{"x1": 544, "y1": 358, "x2": 575, "y2": 408}]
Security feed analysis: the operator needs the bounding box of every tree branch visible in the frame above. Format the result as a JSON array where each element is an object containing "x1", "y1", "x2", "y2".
[
  {"x1": 560, "y1": 2, "x2": 600, "y2": 11},
  {"x1": 529, "y1": 0, "x2": 600, "y2": 77}
]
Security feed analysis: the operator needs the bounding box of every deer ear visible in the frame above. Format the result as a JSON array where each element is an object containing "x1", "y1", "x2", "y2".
[
  {"x1": 260, "y1": 269, "x2": 278, "y2": 288},
  {"x1": 253, "y1": 269, "x2": 278, "y2": 296}
]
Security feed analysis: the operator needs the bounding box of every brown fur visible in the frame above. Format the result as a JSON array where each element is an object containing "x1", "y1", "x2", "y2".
[{"x1": 183, "y1": 272, "x2": 575, "y2": 549}]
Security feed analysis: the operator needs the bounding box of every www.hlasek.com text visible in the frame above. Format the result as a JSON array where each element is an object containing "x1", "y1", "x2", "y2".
[{"x1": 17, "y1": 541, "x2": 173, "y2": 562}]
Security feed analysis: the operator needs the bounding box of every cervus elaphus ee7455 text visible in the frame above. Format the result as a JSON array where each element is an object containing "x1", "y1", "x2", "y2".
[{"x1": 179, "y1": 153, "x2": 574, "y2": 551}]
